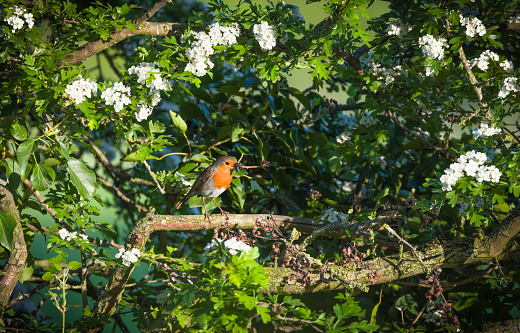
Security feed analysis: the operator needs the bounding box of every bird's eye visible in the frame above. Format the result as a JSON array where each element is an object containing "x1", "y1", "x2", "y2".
[{"x1": 225, "y1": 161, "x2": 229, "y2": 165}]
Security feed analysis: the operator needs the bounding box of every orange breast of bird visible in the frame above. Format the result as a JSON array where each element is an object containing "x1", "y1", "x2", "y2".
[{"x1": 212, "y1": 163, "x2": 233, "y2": 190}]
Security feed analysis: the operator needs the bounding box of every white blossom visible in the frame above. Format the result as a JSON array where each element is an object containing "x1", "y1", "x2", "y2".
[
  {"x1": 320, "y1": 208, "x2": 349, "y2": 223},
  {"x1": 386, "y1": 20, "x2": 412, "y2": 38},
  {"x1": 498, "y1": 77, "x2": 519, "y2": 99},
  {"x1": 65, "y1": 76, "x2": 98, "y2": 104},
  {"x1": 4, "y1": 6, "x2": 34, "y2": 33},
  {"x1": 101, "y1": 82, "x2": 131, "y2": 112},
  {"x1": 203, "y1": 237, "x2": 252, "y2": 255},
  {"x1": 440, "y1": 150, "x2": 501, "y2": 191},
  {"x1": 336, "y1": 132, "x2": 350, "y2": 144},
  {"x1": 470, "y1": 50, "x2": 499, "y2": 71},
  {"x1": 460, "y1": 15, "x2": 486, "y2": 37},
  {"x1": 418, "y1": 34, "x2": 447, "y2": 60},
  {"x1": 58, "y1": 229, "x2": 78, "y2": 242},
  {"x1": 472, "y1": 123, "x2": 502, "y2": 139},
  {"x1": 359, "y1": 112, "x2": 378, "y2": 127},
  {"x1": 184, "y1": 22, "x2": 240, "y2": 77},
  {"x1": 253, "y1": 21, "x2": 277, "y2": 51},
  {"x1": 500, "y1": 60, "x2": 514, "y2": 73},
  {"x1": 115, "y1": 248, "x2": 141, "y2": 266},
  {"x1": 175, "y1": 171, "x2": 192, "y2": 187}
]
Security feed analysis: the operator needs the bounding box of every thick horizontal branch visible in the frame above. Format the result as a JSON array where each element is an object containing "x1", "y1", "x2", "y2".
[{"x1": 65, "y1": 22, "x2": 187, "y2": 65}]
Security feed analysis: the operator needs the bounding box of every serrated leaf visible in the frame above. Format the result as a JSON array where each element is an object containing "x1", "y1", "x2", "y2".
[
  {"x1": 31, "y1": 163, "x2": 55, "y2": 191},
  {"x1": 67, "y1": 159, "x2": 97, "y2": 200},
  {"x1": 0, "y1": 210, "x2": 17, "y2": 251},
  {"x1": 169, "y1": 110, "x2": 187, "y2": 133},
  {"x1": 11, "y1": 122, "x2": 27, "y2": 141}
]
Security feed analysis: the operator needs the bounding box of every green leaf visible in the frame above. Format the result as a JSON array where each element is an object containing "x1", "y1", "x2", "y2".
[
  {"x1": 16, "y1": 140, "x2": 37, "y2": 180},
  {"x1": 68, "y1": 261, "x2": 82, "y2": 270},
  {"x1": 42, "y1": 272, "x2": 55, "y2": 281},
  {"x1": 31, "y1": 163, "x2": 55, "y2": 191},
  {"x1": 169, "y1": 110, "x2": 187, "y2": 133},
  {"x1": 67, "y1": 159, "x2": 97, "y2": 200},
  {"x1": 0, "y1": 209, "x2": 17, "y2": 251},
  {"x1": 10, "y1": 122, "x2": 27, "y2": 141},
  {"x1": 374, "y1": 188, "x2": 390, "y2": 204}
]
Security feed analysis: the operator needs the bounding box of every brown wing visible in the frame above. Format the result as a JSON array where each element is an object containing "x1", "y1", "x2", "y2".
[{"x1": 175, "y1": 167, "x2": 213, "y2": 209}]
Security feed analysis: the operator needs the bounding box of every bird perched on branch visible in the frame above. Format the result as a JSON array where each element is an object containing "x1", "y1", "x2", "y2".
[{"x1": 175, "y1": 156, "x2": 242, "y2": 221}]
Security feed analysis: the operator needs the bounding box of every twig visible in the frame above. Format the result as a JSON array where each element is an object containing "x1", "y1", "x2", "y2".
[
  {"x1": 21, "y1": 178, "x2": 57, "y2": 217},
  {"x1": 20, "y1": 0, "x2": 77, "y2": 23},
  {"x1": 384, "y1": 224, "x2": 430, "y2": 273},
  {"x1": 386, "y1": 110, "x2": 454, "y2": 160},
  {"x1": 407, "y1": 300, "x2": 429, "y2": 331},
  {"x1": 8, "y1": 281, "x2": 51, "y2": 308},
  {"x1": 143, "y1": 161, "x2": 165, "y2": 194},
  {"x1": 80, "y1": 251, "x2": 89, "y2": 310},
  {"x1": 98, "y1": 177, "x2": 149, "y2": 212}
]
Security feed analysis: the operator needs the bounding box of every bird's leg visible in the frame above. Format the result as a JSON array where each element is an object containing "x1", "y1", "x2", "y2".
[
  {"x1": 212, "y1": 198, "x2": 229, "y2": 220},
  {"x1": 202, "y1": 197, "x2": 211, "y2": 221}
]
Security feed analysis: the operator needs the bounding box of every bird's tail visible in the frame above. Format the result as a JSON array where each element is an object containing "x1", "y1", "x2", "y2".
[{"x1": 175, "y1": 195, "x2": 190, "y2": 210}]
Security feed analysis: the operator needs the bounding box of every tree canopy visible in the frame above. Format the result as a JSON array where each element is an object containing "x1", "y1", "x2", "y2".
[{"x1": 1, "y1": 0, "x2": 520, "y2": 332}]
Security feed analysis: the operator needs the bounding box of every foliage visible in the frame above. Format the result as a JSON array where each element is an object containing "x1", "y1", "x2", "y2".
[{"x1": 0, "y1": 0, "x2": 519, "y2": 332}]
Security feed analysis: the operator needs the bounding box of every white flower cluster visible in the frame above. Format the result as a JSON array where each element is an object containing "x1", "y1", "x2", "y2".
[
  {"x1": 460, "y1": 15, "x2": 486, "y2": 37},
  {"x1": 128, "y1": 62, "x2": 171, "y2": 121},
  {"x1": 282, "y1": 2, "x2": 305, "y2": 23},
  {"x1": 185, "y1": 22, "x2": 240, "y2": 77},
  {"x1": 498, "y1": 77, "x2": 519, "y2": 99},
  {"x1": 332, "y1": 113, "x2": 357, "y2": 129},
  {"x1": 58, "y1": 229, "x2": 88, "y2": 242},
  {"x1": 336, "y1": 132, "x2": 350, "y2": 144},
  {"x1": 203, "y1": 237, "x2": 252, "y2": 256},
  {"x1": 320, "y1": 208, "x2": 349, "y2": 223},
  {"x1": 253, "y1": 21, "x2": 277, "y2": 51},
  {"x1": 425, "y1": 65, "x2": 435, "y2": 77},
  {"x1": 471, "y1": 123, "x2": 502, "y2": 139},
  {"x1": 175, "y1": 171, "x2": 192, "y2": 187},
  {"x1": 424, "y1": 301, "x2": 445, "y2": 325},
  {"x1": 129, "y1": 62, "x2": 170, "y2": 90},
  {"x1": 386, "y1": 20, "x2": 412, "y2": 38},
  {"x1": 508, "y1": 16, "x2": 520, "y2": 24},
  {"x1": 440, "y1": 150, "x2": 501, "y2": 191},
  {"x1": 500, "y1": 60, "x2": 514, "y2": 73},
  {"x1": 359, "y1": 112, "x2": 378, "y2": 127},
  {"x1": 418, "y1": 34, "x2": 447, "y2": 60},
  {"x1": 376, "y1": 155, "x2": 387, "y2": 169},
  {"x1": 470, "y1": 50, "x2": 499, "y2": 71},
  {"x1": 4, "y1": 6, "x2": 34, "y2": 33},
  {"x1": 65, "y1": 76, "x2": 98, "y2": 105},
  {"x1": 101, "y1": 82, "x2": 131, "y2": 112},
  {"x1": 335, "y1": 180, "x2": 356, "y2": 193},
  {"x1": 115, "y1": 247, "x2": 141, "y2": 266},
  {"x1": 369, "y1": 63, "x2": 408, "y2": 85}
]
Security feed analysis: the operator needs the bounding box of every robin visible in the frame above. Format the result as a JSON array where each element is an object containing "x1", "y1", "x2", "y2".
[{"x1": 175, "y1": 156, "x2": 242, "y2": 221}]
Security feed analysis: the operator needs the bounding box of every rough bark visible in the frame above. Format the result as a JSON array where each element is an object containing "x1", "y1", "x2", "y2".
[
  {"x1": 88, "y1": 210, "x2": 520, "y2": 331},
  {"x1": 0, "y1": 186, "x2": 28, "y2": 310}
]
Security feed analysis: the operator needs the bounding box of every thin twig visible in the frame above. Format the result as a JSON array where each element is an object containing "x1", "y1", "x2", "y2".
[
  {"x1": 20, "y1": 0, "x2": 77, "y2": 23},
  {"x1": 386, "y1": 110, "x2": 454, "y2": 160},
  {"x1": 143, "y1": 161, "x2": 165, "y2": 194},
  {"x1": 98, "y1": 177, "x2": 149, "y2": 212},
  {"x1": 384, "y1": 224, "x2": 430, "y2": 272},
  {"x1": 8, "y1": 281, "x2": 51, "y2": 308},
  {"x1": 21, "y1": 178, "x2": 57, "y2": 217},
  {"x1": 407, "y1": 300, "x2": 429, "y2": 331}
]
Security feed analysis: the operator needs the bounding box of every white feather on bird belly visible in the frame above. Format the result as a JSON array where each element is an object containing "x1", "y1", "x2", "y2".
[{"x1": 199, "y1": 178, "x2": 228, "y2": 198}]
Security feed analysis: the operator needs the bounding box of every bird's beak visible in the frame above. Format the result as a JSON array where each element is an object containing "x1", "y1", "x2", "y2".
[{"x1": 234, "y1": 163, "x2": 242, "y2": 173}]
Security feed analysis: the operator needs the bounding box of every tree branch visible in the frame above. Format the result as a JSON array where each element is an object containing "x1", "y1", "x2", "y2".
[{"x1": 0, "y1": 186, "x2": 28, "y2": 308}]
